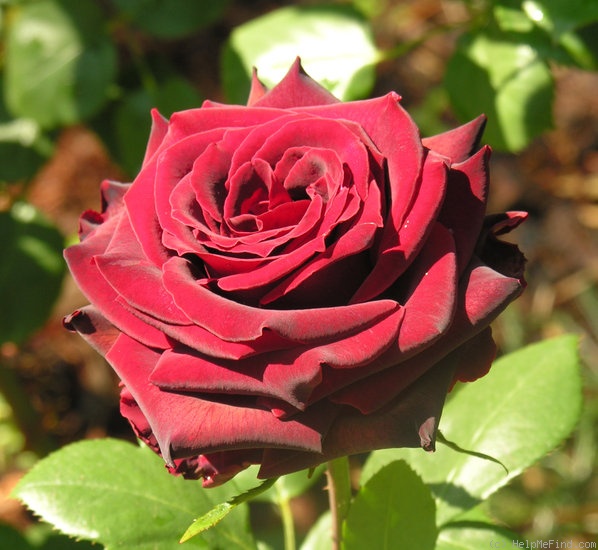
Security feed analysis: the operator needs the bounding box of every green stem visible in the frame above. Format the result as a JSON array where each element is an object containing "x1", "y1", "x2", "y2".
[
  {"x1": 277, "y1": 490, "x2": 296, "y2": 550},
  {"x1": 326, "y1": 457, "x2": 352, "y2": 550}
]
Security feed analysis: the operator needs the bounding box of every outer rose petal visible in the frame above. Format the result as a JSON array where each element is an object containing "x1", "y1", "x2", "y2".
[
  {"x1": 252, "y1": 58, "x2": 340, "y2": 108},
  {"x1": 141, "y1": 109, "x2": 169, "y2": 167},
  {"x1": 78, "y1": 180, "x2": 129, "y2": 240},
  {"x1": 257, "y1": 348, "x2": 457, "y2": 478},
  {"x1": 107, "y1": 333, "x2": 338, "y2": 464},
  {"x1": 438, "y1": 147, "x2": 490, "y2": 274},
  {"x1": 449, "y1": 326, "x2": 496, "y2": 387},
  {"x1": 149, "y1": 305, "x2": 404, "y2": 411},
  {"x1": 172, "y1": 451, "x2": 265, "y2": 487},
  {"x1": 246, "y1": 68, "x2": 268, "y2": 106},
  {"x1": 63, "y1": 306, "x2": 121, "y2": 357},
  {"x1": 422, "y1": 115, "x2": 487, "y2": 163},
  {"x1": 64, "y1": 213, "x2": 172, "y2": 350}
]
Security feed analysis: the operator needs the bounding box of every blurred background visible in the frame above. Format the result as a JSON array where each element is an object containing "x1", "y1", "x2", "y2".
[{"x1": 0, "y1": 0, "x2": 597, "y2": 547}]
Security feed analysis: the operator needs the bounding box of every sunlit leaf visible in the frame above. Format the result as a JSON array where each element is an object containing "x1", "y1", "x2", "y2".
[
  {"x1": 493, "y1": 0, "x2": 598, "y2": 69},
  {"x1": 344, "y1": 461, "x2": 437, "y2": 550},
  {"x1": 222, "y1": 5, "x2": 380, "y2": 103},
  {"x1": 521, "y1": 0, "x2": 598, "y2": 36},
  {"x1": 13, "y1": 439, "x2": 257, "y2": 549},
  {"x1": 362, "y1": 336, "x2": 583, "y2": 525},
  {"x1": 493, "y1": 3, "x2": 536, "y2": 33},
  {"x1": 445, "y1": 30, "x2": 553, "y2": 151},
  {"x1": 299, "y1": 511, "x2": 332, "y2": 550}
]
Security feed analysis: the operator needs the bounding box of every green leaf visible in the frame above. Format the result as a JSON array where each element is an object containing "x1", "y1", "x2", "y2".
[
  {"x1": 13, "y1": 439, "x2": 257, "y2": 550},
  {"x1": 299, "y1": 511, "x2": 332, "y2": 550},
  {"x1": 0, "y1": 202, "x2": 65, "y2": 345},
  {"x1": 361, "y1": 335, "x2": 583, "y2": 525},
  {"x1": 445, "y1": 30, "x2": 553, "y2": 151},
  {"x1": 343, "y1": 460, "x2": 437, "y2": 550},
  {"x1": 111, "y1": 0, "x2": 230, "y2": 38},
  {"x1": 0, "y1": 74, "x2": 50, "y2": 183},
  {"x1": 4, "y1": 0, "x2": 117, "y2": 128},
  {"x1": 222, "y1": 5, "x2": 380, "y2": 104},
  {"x1": 180, "y1": 477, "x2": 277, "y2": 543},
  {"x1": 492, "y1": 0, "x2": 598, "y2": 69},
  {"x1": 0, "y1": 118, "x2": 47, "y2": 183},
  {"x1": 493, "y1": 3, "x2": 536, "y2": 33},
  {"x1": 558, "y1": 26, "x2": 598, "y2": 70},
  {"x1": 435, "y1": 522, "x2": 522, "y2": 550},
  {"x1": 520, "y1": 0, "x2": 598, "y2": 36}
]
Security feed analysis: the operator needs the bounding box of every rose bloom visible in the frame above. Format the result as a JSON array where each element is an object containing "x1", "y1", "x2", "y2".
[{"x1": 64, "y1": 60, "x2": 526, "y2": 486}]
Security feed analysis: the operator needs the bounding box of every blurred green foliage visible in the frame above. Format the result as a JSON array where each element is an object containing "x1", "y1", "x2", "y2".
[{"x1": 0, "y1": 202, "x2": 65, "y2": 346}]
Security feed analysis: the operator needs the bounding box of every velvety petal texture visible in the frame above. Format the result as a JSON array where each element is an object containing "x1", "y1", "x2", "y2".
[{"x1": 64, "y1": 60, "x2": 526, "y2": 486}]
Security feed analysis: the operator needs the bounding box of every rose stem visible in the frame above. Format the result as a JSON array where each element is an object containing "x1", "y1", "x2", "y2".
[
  {"x1": 277, "y1": 489, "x2": 296, "y2": 550},
  {"x1": 326, "y1": 457, "x2": 352, "y2": 550}
]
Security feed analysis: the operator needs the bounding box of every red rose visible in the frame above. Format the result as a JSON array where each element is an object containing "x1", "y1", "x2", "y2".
[{"x1": 64, "y1": 60, "x2": 526, "y2": 486}]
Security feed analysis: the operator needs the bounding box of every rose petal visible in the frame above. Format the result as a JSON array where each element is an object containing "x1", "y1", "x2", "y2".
[
  {"x1": 150, "y1": 305, "x2": 403, "y2": 410},
  {"x1": 351, "y1": 152, "x2": 448, "y2": 302},
  {"x1": 95, "y1": 254, "x2": 189, "y2": 326},
  {"x1": 125, "y1": 109, "x2": 297, "y2": 266},
  {"x1": 64, "y1": 213, "x2": 171, "y2": 349},
  {"x1": 176, "y1": 451, "x2": 263, "y2": 486},
  {"x1": 246, "y1": 67, "x2": 268, "y2": 106},
  {"x1": 307, "y1": 221, "x2": 457, "y2": 404},
  {"x1": 260, "y1": 220, "x2": 379, "y2": 307},
  {"x1": 252, "y1": 58, "x2": 339, "y2": 108},
  {"x1": 438, "y1": 146, "x2": 490, "y2": 273},
  {"x1": 106, "y1": 333, "x2": 334, "y2": 463},
  {"x1": 299, "y1": 93, "x2": 423, "y2": 230},
  {"x1": 478, "y1": 211, "x2": 528, "y2": 283},
  {"x1": 257, "y1": 351, "x2": 456, "y2": 478},
  {"x1": 422, "y1": 115, "x2": 487, "y2": 163},
  {"x1": 449, "y1": 326, "x2": 496, "y2": 387},
  {"x1": 214, "y1": 187, "x2": 361, "y2": 297},
  {"x1": 330, "y1": 256, "x2": 524, "y2": 414},
  {"x1": 161, "y1": 255, "x2": 401, "y2": 343},
  {"x1": 78, "y1": 180, "x2": 130, "y2": 240},
  {"x1": 141, "y1": 109, "x2": 169, "y2": 168},
  {"x1": 62, "y1": 305, "x2": 121, "y2": 356}
]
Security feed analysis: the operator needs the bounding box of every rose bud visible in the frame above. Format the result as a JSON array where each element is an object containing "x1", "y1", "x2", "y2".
[{"x1": 64, "y1": 59, "x2": 526, "y2": 487}]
